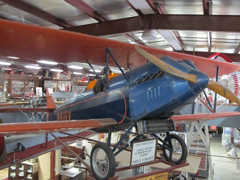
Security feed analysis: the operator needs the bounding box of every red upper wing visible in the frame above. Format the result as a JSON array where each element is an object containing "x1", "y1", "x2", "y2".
[{"x1": 1, "y1": 19, "x2": 240, "y2": 78}]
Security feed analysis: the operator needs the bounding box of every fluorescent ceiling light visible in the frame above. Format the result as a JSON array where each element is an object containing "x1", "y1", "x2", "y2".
[
  {"x1": 50, "y1": 69, "x2": 63, "y2": 72},
  {"x1": 3, "y1": 68, "x2": 12, "y2": 70},
  {"x1": 142, "y1": 30, "x2": 156, "y2": 41},
  {"x1": 67, "y1": 65, "x2": 83, "y2": 69},
  {"x1": 90, "y1": 69, "x2": 101, "y2": 72},
  {"x1": 157, "y1": 30, "x2": 182, "y2": 51},
  {"x1": 73, "y1": 72, "x2": 82, "y2": 75},
  {"x1": 25, "y1": 65, "x2": 41, "y2": 69},
  {"x1": 88, "y1": 74, "x2": 96, "y2": 76},
  {"x1": 7, "y1": 56, "x2": 19, "y2": 59},
  {"x1": 0, "y1": 61, "x2": 11, "y2": 65},
  {"x1": 37, "y1": 60, "x2": 58, "y2": 65}
]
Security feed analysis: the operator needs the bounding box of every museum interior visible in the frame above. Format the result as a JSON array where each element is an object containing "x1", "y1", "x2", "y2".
[{"x1": 1, "y1": 0, "x2": 240, "y2": 180}]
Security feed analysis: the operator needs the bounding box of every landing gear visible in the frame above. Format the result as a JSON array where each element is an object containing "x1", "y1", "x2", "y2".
[
  {"x1": 162, "y1": 134, "x2": 187, "y2": 164},
  {"x1": 90, "y1": 142, "x2": 116, "y2": 180}
]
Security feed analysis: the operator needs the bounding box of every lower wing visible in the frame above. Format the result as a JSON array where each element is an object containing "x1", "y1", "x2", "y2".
[
  {"x1": 171, "y1": 112, "x2": 240, "y2": 123},
  {"x1": 0, "y1": 118, "x2": 117, "y2": 135}
]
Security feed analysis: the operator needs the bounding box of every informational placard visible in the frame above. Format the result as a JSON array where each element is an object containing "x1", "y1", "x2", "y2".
[
  {"x1": 131, "y1": 139, "x2": 157, "y2": 166},
  {"x1": 136, "y1": 172, "x2": 168, "y2": 180},
  {"x1": 76, "y1": 140, "x2": 83, "y2": 149},
  {"x1": 36, "y1": 87, "x2": 42, "y2": 97}
]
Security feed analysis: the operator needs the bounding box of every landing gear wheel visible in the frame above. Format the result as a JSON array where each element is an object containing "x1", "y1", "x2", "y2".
[
  {"x1": 172, "y1": 174, "x2": 187, "y2": 180},
  {"x1": 90, "y1": 142, "x2": 116, "y2": 180},
  {"x1": 163, "y1": 134, "x2": 187, "y2": 164}
]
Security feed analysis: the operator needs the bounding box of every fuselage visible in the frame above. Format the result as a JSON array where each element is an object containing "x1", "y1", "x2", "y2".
[{"x1": 49, "y1": 56, "x2": 209, "y2": 128}]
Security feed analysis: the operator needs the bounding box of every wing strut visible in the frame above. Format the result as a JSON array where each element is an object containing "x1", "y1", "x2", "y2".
[
  {"x1": 106, "y1": 48, "x2": 130, "y2": 82},
  {"x1": 50, "y1": 133, "x2": 92, "y2": 172},
  {"x1": 213, "y1": 66, "x2": 219, "y2": 112}
]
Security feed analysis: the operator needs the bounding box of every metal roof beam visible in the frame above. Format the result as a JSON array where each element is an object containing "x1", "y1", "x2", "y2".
[
  {"x1": 157, "y1": 30, "x2": 182, "y2": 51},
  {"x1": 234, "y1": 44, "x2": 240, "y2": 54},
  {"x1": 124, "y1": 33, "x2": 147, "y2": 46},
  {"x1": 147, "y1": 0, "x2": 166, "y2": 14},
  {"x1": 1, "y1": 0, "x2": 72, "y2": 28},
  {"x1": 202, "y1": 0, "x2": 212, "y2": 15},
  {"x1": 64, "y1": 0, "x2": 107, "y2": 22},
  {"x1": 65, "y1": 14, "x2": 240, "y2": 36},
  {"x1": 208, "y1": 32, "x2": 212, "y2": 52}
]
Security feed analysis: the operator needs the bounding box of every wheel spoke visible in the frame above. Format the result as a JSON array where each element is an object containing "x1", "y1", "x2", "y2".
[
  {"x1": 90, "y1": 143, "x2": 116, "y2": 180},
  {"x1": 163, "y1": 134, "x2": 187, "y2": 164}
]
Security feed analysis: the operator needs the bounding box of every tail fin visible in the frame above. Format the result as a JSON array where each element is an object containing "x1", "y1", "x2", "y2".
[{"x1": 46, "y1": 88, "x2": 57, "y2": 109}]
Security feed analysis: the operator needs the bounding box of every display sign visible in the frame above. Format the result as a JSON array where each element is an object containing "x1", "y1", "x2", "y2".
[
  {"x1": 47, "y1": 88, "x2": 53, "y2": 95},
  {"x1": 131, "y1": 139, "x2": 157, "y2": 166},
  {"x1": 36, "y1": 87, "x2": 42, "y2": 97},
  {"x1": 136, "y1": 172, "x2": 168, "y2": 180},
  {"x1": 76, "y1": 140, "x2": 83, "y2": 149}
]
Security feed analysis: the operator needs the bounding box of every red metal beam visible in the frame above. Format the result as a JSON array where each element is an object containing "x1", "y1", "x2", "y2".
[
  {"x1": 234, "y1": 44, "x2": 240, "y2": 54},
  {"x1": 1, "y1": 0, "x2": 72, "y2": 28},
  {"x1": 64, "y1": 0, "x2": 107, "y2": 22},
  {"x1": 123, "y1": 33, "x2": 146, "y2": 46},
  {"x1": 202, "y1": 0, "x2": 212, "y2": 15},
  {"x1": 147, "y1": 0, "x2": 166, "y2": 14},
  {"x1": 65, "y1": 14, "x2": 240, "y2": 35},
  {"x1": 171, "y1": 31, "x2": 185, "y2": 52},
  {"x1": 0, "y1": 131, "x2": 94, "y2": 170},
  {"x1": 125, "y1": 0, "x2": 144, "y2": 16}
]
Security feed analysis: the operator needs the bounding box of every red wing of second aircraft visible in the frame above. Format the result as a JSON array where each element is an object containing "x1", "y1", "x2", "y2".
[
  {"x1": 171, "y1": 112, "x2": 240, "y2": 123},
  {"x1": 0, "y1": 19, "x2": 240, "y2": 78}
]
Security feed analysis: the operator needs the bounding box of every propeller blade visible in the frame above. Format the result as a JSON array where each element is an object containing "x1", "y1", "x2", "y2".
[
  {"x1": 135, "y1": 46, "x2": 197, "y2": 83},
  {"x1": 207, "y1": 80, "x2": 240, "y2": 105}
]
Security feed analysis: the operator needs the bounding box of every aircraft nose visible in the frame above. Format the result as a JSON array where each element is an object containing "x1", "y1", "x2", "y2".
[{"x1": 188, "y1": 70, "x2": 209, "y2": 94}]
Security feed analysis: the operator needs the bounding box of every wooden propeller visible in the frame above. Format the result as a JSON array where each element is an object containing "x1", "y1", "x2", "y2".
[{"x1": 135, "y1": 46, "x2": 240, "y2": 105}]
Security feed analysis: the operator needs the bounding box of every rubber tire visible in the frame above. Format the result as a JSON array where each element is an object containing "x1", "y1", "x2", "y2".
[
  {"x1": 172, "y1": 174, "x2": 187, "y2": 180},
  {"x1": 90, "y1": 142, "x2": 116, "y2": 180},
  {"x1": 162, "y1": 134, "x2": 187, "y2": 164}
]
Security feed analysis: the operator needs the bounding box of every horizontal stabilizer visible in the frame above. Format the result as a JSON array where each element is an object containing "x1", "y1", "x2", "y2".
[
  {"x1": 0, "y1": 107, "x2": 56, "y2": 113},
  {"x1": 171, "y1": 112, "x2": 240, "y2": 123},
  {"x1": 0, "y1": 118, "x2": 117, "y2": 135}
]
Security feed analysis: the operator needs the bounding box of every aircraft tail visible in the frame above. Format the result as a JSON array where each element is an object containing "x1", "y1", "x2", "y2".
[{"x1": 46, "y1": 89, "x2": 57, "y2": 109}]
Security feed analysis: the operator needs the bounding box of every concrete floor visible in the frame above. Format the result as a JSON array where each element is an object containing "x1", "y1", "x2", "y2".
[{"x1": 198, "y1": 134, "x2": 240, "y2": 180}]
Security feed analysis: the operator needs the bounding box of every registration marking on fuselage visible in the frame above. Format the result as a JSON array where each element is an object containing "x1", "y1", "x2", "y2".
[{"x1": 57, "y1": 110, "x2": 71, "y2": 121}]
